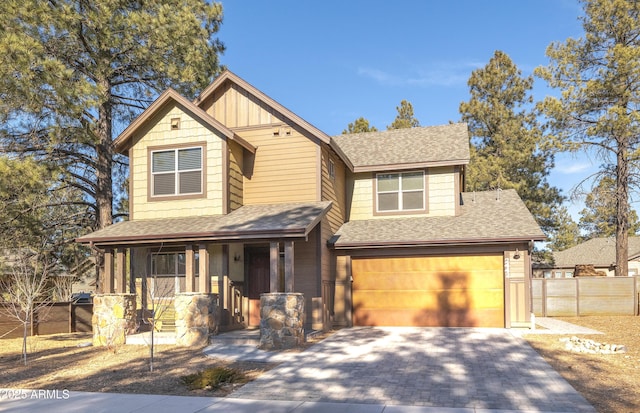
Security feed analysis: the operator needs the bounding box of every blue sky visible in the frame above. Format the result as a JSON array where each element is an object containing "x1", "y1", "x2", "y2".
[{"x1": 217, "y1": 0, "x2": 598, "y2": 219}]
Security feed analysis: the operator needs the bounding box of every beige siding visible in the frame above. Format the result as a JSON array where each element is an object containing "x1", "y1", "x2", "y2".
[
  {"x1": 130, "y1": 104, "x2": 224, "y2": 219},
  {"x1": 228, "y1": 141, "x2": 244, "y2": 211},
  {"x1": 347, "y1": 166, "x2": 457, "y2": 220},
  {"x1": 347, "y1": 172, "x2": 374, "y2": 220},
  {"x1": 428, "y1": 166, "x2": 457, "y2": 216},
  {"x1": 237, "y1": 126, "x2": 318, "y2": 204}
]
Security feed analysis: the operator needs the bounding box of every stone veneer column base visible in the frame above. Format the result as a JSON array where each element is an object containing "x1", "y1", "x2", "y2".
[
  {"x1": 92, "y1": 294, "x2": 136, "y2": 347},
  {"x1": 259, "y1": 293, "x2": 305, "y2": 350},
  {"x1": 174, "y1": 293, "x2": 218, "y2": 347}
]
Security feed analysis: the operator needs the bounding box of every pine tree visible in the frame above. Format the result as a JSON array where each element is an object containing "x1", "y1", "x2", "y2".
[
  {"x1": 387, "y1": 100, "x2": 420, "y2": 129},
  {"x1": 0, "y1": 0, "x2": 225, "y2": 288},
  {"x1": 342, "y1": 117, "x2": 378, "y2": 134},
  {"x1": 460, "y1": 50, "x2": 563, "y2": 235},
  {"x1": 536, "y1": 0, "x2": 640, "y2": 276}
]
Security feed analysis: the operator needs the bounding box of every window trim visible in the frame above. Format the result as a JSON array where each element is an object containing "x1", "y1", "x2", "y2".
[
  {"x1": 374, "y1": 170, "x2": 427, "y2": 215},
  {"x1": 147, "y1": 141, "x2": 207, "y2": 202}
]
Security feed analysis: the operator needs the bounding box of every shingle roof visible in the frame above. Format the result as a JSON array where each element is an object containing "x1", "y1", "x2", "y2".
[
  {"x1": 330, "y1": 189, "x2": 544, "y2": 248},
  {"x1": 77, "y1": 202, "x2": 332, "y2": 246},
  {"x1": 552, "y1": 237, "x2": 640, "y2": 268},
  {"x1": 331, "y1": 123, "x2": 470, "y2": 172}
]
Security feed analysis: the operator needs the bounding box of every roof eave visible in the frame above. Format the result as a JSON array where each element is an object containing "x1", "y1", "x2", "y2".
[
  {"x1": 330, "y1": 235, "x2": 545, "y2": 250},
  {"x1": 352, "y1": 159, "x2": 470, "y2": 173},
  {"x1": 77, "y1": 228, "x2": 311, "y2": 248}
]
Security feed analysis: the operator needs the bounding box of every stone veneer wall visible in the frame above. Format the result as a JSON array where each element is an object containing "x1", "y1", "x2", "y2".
[
  {"x1": 92, "y1": 294, "x2": 136, "y2": 347},
  {"x1": 174, "y1": 293, "x2": 218, "y2": 347},
  {"x1": 260, "y1": 293, "x2": 305, "y2": 350}
]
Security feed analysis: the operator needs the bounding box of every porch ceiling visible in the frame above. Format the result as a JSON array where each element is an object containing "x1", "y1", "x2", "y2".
[{"x1": 77, "y1": 201, "x2": 332, "y2": 247}]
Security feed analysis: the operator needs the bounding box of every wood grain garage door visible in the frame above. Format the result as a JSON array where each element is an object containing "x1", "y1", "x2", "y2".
[{"x1": 352, "y1": 255, "x2": 504, "y2": 327}]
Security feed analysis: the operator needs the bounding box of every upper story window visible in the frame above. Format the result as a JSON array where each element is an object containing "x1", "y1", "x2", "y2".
[
  {"x1": 151, "y1": 146, "x2": 203, "y2": 197},
  {"x1": 376, "y1": 171, "x2": 425, "y2": 212},
  {"x1": 328, "y1": 158, "x2": 336, "y2": 180}
]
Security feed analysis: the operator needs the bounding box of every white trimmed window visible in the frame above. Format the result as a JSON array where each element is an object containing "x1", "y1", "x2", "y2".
[
  {"x1": 376, "y1": 171, "x2": 425, "y2": 212},
  {"x1": 151, "y1": 147, "x2": 203, "y2": 197}
]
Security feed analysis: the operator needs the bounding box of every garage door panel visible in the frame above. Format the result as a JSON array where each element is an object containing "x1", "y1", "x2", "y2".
[
  {"x1": 353, "y1": 273, "x2": 444, "y2": 290},
  {"x1": 352, "y1": 254, "x2": 504, "y2": 328},
  {"x1": 353, "y1": 256, "x2": 502, "y2": 273},
  {"x1": 354, "y1": 308, "x2": 503, "y2": 328}
]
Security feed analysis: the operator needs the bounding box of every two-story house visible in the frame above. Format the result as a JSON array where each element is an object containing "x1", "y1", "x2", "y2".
[{"x1": 78, "y1": 71, "x2": 544, "y2": 344}]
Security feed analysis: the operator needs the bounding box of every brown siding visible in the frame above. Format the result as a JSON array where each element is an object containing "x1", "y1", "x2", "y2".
[
  {"x1": 228, "y1": 141, "x2": 244, "y2": 211},
  {"x1": 235, "y1": 126, "x2": 318, "y2": 204},
  {"x1": 202, "y1": 81, "x2": 279, "y2": 129},
  {"x1": 294, "y1": 226, "x2": 321, "y2": 327}
]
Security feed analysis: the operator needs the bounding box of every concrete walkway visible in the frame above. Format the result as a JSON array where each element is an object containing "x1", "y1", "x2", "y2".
[{"x1": 531, "y1": 317, "x2": 603, "y2": 335}]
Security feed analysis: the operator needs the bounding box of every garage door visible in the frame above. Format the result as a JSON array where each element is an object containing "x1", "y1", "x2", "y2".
[{"x1": 352, "y1": 255, "x2": 504, "y2": 327}]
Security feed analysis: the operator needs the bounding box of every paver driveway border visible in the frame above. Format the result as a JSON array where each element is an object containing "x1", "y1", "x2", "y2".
[{"x1": 228, "y1": 327, "x2": 596, "y2": 412}]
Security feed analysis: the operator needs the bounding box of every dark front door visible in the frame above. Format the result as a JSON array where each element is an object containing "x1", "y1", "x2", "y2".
[{"x1": 246, "y1": 247, "x2": 270, "y2": 327}]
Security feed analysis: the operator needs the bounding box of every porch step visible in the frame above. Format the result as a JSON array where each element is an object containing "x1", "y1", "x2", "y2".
[{"x1": 210, "y1": 329, "x2": 260, "y2": 347}]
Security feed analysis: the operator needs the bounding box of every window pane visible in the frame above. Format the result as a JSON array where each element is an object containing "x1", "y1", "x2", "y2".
[
  {"x1": 378, "y1": 192, "x2": 399, "y2": 211},
  {"x1": 403, "y1": 191, "x2": 424, "y2": 210},
  {"x1": 177, "y1": 253, "x2": 186, "y2": 275},
  {"x1": 152, "y1": 151, "x2": 175, "y2": 173},
  {"x1": 152, "y1": 254, "x2": 176, "y2": 275},
  {"x1": 179, "y1": 171, "x2": 201, "y2": 194},
  {"x1": 402, "y1": 172, "x2": 424, "y2": 190},
  {"x1": 377, "y1": 174, "x2": 399, "y2": 192},
  {"x1": 153, "y1": 173, "x2": 175, "y2": 196},
  {"x1": 178, "y1": 148, "x2": 201, "y2": 171}
]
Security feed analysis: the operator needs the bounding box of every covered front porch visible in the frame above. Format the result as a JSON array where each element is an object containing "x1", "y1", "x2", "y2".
[{"x1": 77, "y1": 202, "x2": 332, "y2": 348}]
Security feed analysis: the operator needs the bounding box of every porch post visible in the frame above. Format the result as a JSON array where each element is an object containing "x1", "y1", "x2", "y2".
[
  {"x1": 219, "y1": 245, "x2": 229, "y2": 325},
  {"x1": 284, "y1": 241, "x2": 295, "y2": 292},
  {"x1": 198, "y1": 244, "x2": 210, "y2": 293},
  {"x1": 104, "y1": 248, "x2": 114, "y2": 293},
  {"x1": 185, "y1": 245, "x2": 196, "y2": 293},
  {"x1": 270, "y1": 242, "x2": 280, "y2": 292},
  {"x1": 128, "y1": 249, "x2": 136, "y2": 294},
  {"x1": 115, "y1": 248, "x2": 127, "y2": 293}
]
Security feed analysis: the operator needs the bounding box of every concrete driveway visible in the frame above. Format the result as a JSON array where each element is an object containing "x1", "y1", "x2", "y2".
[{"x1": 227, "y1": 327, "x2": 595, "y2": 412}]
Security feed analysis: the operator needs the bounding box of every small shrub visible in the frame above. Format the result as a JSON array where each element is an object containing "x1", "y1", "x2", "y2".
[{"x1": 181, "y1": 366, "x2": 246, "y2": 390}]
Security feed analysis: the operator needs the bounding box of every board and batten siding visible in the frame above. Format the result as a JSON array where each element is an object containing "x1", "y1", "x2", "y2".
[
  {"x1": 130, "y1": 104, "x2": 224, "y2": 220},
  {"x1": 228, "y1": 141, "x2": 244, "y2": 211},
  {"x1": 235, "y1": 126, "x2": 318, "y2": 205},
  {"x1": 347, "y1": 166, "x2": 457, "y2": 220},
  {"x1": 202, "y1": 81, "x2": 277, "y2": 129}
]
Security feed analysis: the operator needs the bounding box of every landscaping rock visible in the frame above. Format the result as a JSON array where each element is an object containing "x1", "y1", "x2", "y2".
[{"x1": 560, "y1": 336, "x2": 627, "y2": 354}]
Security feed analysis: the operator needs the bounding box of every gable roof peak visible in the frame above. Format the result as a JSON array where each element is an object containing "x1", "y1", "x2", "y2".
[{"x1": 113, "y1": 87, "x2": 255, "y2": 154}]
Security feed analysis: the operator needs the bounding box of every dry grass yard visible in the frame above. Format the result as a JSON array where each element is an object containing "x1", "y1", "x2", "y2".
[
  {"x1": 525, "y1": 316, "x2": 640, "y2": 413},
  {"x1": 0, "y1": 333, "x2": 273, "y2": 397}
]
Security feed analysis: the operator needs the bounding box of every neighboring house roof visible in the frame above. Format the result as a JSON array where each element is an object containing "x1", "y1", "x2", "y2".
[
  {"x1": 113, "y1": 88, "x2": 256, "y2": 154},
  {"x1": 331, "y1": 123, "x2": 470, "y2": 172},
  {"x1": 77, "y1": 202, "x2": 332, "y2": 246},
  {"x1": 552, "y1": 237, "x2": 640, "y2": 268},
  {"x1": 330, "y1": 189, "x2": 544, "y2": 248}
]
